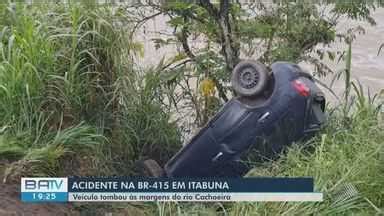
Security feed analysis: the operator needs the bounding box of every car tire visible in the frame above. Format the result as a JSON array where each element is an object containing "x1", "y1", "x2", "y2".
[
  {"x1": 138, "y1": 159, "x2": 164, "y2": 177},
  {"x1": 231, "y1": 60, "x2": 269, "y2": 97}
]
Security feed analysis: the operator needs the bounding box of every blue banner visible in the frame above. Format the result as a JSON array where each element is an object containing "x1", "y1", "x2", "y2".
[
  {"x1": 21, "y1": 177, "x2": 322, "y2": 202},
  {"x1": 68, "y1": 177, "x2": 313, "y2": 193},
  {"x1": 21, "y1": 192, "x2": 68, "y2": 202}
]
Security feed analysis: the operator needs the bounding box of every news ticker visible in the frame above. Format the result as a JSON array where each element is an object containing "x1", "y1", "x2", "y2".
[{"x1": 21, "y1": 177, "x2": 323, "y2": 202}]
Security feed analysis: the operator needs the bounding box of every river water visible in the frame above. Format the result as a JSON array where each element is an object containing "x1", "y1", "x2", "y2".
[
  {"x1": 133, "y1": 5, "x2": 384, "y2": 142},
  {"x1": 302, "y1": 7, "x2": 384, "y2": 101},
  {"x1": 136, "y1": 7, "x2": 384, "y2": 102}
]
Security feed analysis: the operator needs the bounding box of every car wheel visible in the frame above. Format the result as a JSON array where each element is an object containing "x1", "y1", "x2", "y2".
[
  {"x1": 231, "y1": 60, "x2": 269, "y2": 97},
  {"x1": 138, "y1": 159, "x2": 164, "y2": 177}
]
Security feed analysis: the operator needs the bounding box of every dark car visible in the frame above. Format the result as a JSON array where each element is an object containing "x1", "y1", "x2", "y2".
[{"x1": 139, "y1": 61, "x2": 326, "y2": 178}]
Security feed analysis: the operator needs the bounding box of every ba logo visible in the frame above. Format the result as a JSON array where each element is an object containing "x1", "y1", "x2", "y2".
[{"x1": 21, "y1": 178, "x2": 68, "y2": 192}]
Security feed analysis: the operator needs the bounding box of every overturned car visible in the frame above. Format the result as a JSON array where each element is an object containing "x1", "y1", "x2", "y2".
[{"x1": 139, "y1": 61, "x2": 326, "y2": 178}]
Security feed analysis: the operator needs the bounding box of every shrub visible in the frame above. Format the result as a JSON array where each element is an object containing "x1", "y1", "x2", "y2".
[{"x1": 0, "y1": 2, "x2": 181, "y2": 178}]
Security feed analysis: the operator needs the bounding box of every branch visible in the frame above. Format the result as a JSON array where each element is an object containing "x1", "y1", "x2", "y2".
[
  {"x1": 180, "y1": 24, "x2": 196, "y2": 59},
  {"x1": 378, "y1": 43, "x2": 384, "y2": 56},
  {"x1": 198, "y1": 0, "x2": 219, "y2": 18},
  {"x1": 217, "y1": 0, "x2": 239, "y2": 71},
  {"x1": 178, "y1": 19, "x2": 229, "y2": 102},
  {"x1": 161, "y1": 59, "x2": 192, "y2": 72},
  {"x1": 130, "y1": 11, "x2": 163, "y2": 38},
  {"x1": 219, "y1": 0, "x2": 229, "y2": 17}
]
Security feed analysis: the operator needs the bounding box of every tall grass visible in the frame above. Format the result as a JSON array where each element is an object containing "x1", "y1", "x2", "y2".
[
  {"x1": 140, "y1": 87, "x2": 383, "y2": 216},
  {"x1": 240, "y1": 95, "x2": 383, "y2": 215},
  {"x1": 0, "y1": 2, "x2": 181, "y2": 179},
  {"x1": 111, "y1": 71, "x2": 181, "y2": 173}
]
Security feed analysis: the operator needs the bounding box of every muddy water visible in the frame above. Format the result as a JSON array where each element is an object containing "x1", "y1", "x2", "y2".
[
  {"x1": 299, "y1": 8, "x2": 384, "y2": 101},
  {"x1": 136, "y1": 8, "x2": 384, "y2": 101},
  {"x1": 345, "y1": 8, "x2": 384, "y2": 92},
  {"x1": 134, "y1": 7, "x2": 384, "y2": 142}
]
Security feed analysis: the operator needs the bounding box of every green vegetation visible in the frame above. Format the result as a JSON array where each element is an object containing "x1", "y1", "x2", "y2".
[
  {"x1": 0, "y1": 2, "x2": 181, "y2": 179},
  {"x1": 138, "y1": 91, "x2": 383, "y2": 215},
  {"x1": 0, "y1": 0, "x2": 383, "y2": 215},
  {"x1": 134, "y1": 0, "x2": 384, "y2": 126},
  {"x1": 243, "y1": 90, "x2": 384, "y2": 215}
]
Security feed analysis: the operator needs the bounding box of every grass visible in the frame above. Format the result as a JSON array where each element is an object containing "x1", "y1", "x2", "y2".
[
  {"x1": 241, "y1": 98, "x2": 383, "y2": 215},
  {"x1": 143, "y1": 88, "x2": 383, "y2": 215},
  {"x1": 0, "y1": 1, "x2": 181, "y2": 179},
  {"x1": 0, "y1": 1, "x2": 383, "y2": 215}
]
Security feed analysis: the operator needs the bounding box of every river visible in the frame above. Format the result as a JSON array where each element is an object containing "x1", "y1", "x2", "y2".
[{"x1": 135, "y1": 7, "x2": 384, "y2": 103}]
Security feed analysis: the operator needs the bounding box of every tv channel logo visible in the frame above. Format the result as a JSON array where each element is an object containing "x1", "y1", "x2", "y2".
[
  {"x1": 21, "y1": 178, "x2": 68, "y2": 202},
  {"x1": 21, "y1": 178, "x2": 68, "y2": 192}
]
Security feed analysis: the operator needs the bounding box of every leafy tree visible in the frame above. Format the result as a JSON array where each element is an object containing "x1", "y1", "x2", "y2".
[{"x1": 128, "y1": 0, "x2": 382, "y2": 125}]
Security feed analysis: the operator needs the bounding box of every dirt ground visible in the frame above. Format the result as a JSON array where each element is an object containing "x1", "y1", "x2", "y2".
[
  {"x1": 0, "y1": 180, "x2": 80, "y2": 216},
  {"x1": 0, "y1": 162, "x2": 78, "y2": 216}
]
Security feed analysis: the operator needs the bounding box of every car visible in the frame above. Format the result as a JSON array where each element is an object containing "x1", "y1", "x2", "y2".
[{"x1": 139, "y1": 61, "x2": 326, "y2": 178}]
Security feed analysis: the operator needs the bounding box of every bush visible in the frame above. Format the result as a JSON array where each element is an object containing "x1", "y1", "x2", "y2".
[{"x1": 0, "y1": 2, "x2": 181, "y2": 178}]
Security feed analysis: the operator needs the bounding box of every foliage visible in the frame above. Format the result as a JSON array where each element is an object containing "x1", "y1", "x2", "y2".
[
  {"x1": 128, "y1": 86, "x2": 383, "y2": 215},
  {"x1": 110, "y1": 70, "x2": 181, "y2": 173},
  {"x1": 240, "y1": 90, "x2": 384, "y2": 215},
  {"x1": 129, "y1": 0, "x2": 381, "y2": 127},
  {"x1": 0, "y1": 1, "x2": 181, "y2": 178},
  {"x1": 126, "y1": 1, "x2": 384, "y2": 214}
]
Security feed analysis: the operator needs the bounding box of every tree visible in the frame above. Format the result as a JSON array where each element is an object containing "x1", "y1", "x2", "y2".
[{"x1": 128, "y1": 0, "x2": 382, "y2": 125}]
